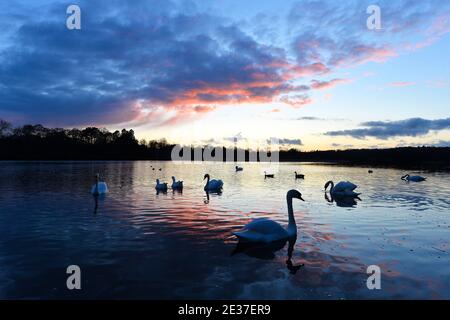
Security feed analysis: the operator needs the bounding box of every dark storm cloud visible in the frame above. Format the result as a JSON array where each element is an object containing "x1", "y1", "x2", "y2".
[
  {"x1": 0, "y1": 0, "x2": 298, "y2": 126},
  {"x1": 0, "y1": 0, "x2": 448, "y2": 127},
  {"x1": 325, "y1": 118, "x2": 450, "y2": 139}
]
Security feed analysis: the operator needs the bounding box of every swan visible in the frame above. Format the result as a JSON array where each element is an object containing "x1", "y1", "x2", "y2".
[
  {"x1": 155, "y1": 179, "x2": 168, "y2": 191},
  {"x1": 233, "y1": 189, "x2": 304, "y2": 243},
  {"x1": 325, "y1": 180, "x2": 360, "y2": 198},
  {"x1": 368, "y1": 170, "x2": 373, "y2": 174},
  {"x1": 204, "y1": 174, "x2": 223, "y2": 192},
  {"x1": 91, "y1": 173, "x2": 108, "y2": 195},
  {"x1": 401, "y1": 174, "x2": 426, "y2": 182},
  {"x1": 264, "y1": 171, "x2": 274, "y2": 179},
  {"x1": 235, "y1": 166, "x2": 243, "y2": 172},
  {"x1": 294, "y1": 171, "x2": 305, "y2": 179},
  {"x1": 171, "y1": 176, "x2": 183, "y2": 190}
]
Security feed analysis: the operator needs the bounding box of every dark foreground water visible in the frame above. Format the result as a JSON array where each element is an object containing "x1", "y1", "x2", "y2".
[{"x1": 0, "y1": 161, "x2": 449, "y2": 299}]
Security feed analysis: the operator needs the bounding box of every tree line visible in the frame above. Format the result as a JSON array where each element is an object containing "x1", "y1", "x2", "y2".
[{"x1": 0, "y1": 119, "x2": 449, "y2": 167}]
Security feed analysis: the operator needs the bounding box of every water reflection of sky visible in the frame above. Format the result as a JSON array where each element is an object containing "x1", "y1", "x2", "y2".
[{"x1": 0, "y1": 161, "x2": 449, "y2": 299}]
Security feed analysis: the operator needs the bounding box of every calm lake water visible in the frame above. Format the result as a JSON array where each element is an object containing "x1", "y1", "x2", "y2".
[{"x1": 0, "y1": 161, "x2": 449, "y2": 299}]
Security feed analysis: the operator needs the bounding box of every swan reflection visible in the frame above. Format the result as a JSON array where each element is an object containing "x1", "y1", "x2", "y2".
[
  {"x1": 204, "y1": 190, "x2": 222, "y2": 204},
  {"x1": 325, "y1": 192, "x2": 360, "y2": 207},
  {"x1": 93, "y1": 193, "x2": 106, "y2": 214},
  {"x1": 232, "y1": 236, "x2": 304, "y2": 274}
]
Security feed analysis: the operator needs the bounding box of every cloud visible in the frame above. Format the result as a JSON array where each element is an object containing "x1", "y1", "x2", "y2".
[
  {"x1": 279, "y1": 94, "x2": 312, "y2": 108},
  {"x1": 389, "y1": 81, "x2": 415, "y2": 87},
  {"x1": 268, "y1": 137, "x2": 303, "y2": 146},
  {"x1": 297, "y1": 116, "x2": 321, "y2": 120},
  {"x1": 0, "y1": 0, "x2": 449, "y2": 128},
  {"x1": 325, "y1": 118, "x2": 450, "y2": 139},
  {"x1": 310, "y1": 78, "x2": 350, "y2": 90}
]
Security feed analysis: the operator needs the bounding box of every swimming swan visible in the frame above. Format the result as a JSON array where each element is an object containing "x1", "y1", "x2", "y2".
[
  {"x1": 233, "y1": 189, "x2": 304, "y2": 243},
  {"x1": 171, "y1": 176, "x2": 183, "y2": 190},
  {"x1": 264, "y1": 171, "x2": 275, "y2": 179},
  {"x1": 294, "y1": 171, "x2": 305, "y2": 179},
  {"x1": 155, "y1": 179, "x2": 168, "y2": 191},
  {"x1": 204, "y1": 174, "x2": 223, "y2": 192},
  {"x1": 325, "y1": 180, "x2": 360, "y2": 198},
  {"x1": 235, "y1": 166, "x2": 243, "y2": 172},
  {"x1": 401, "y1": 174, "x2": 426, "y2": 182},
  {"x1": 91, "y1": 174, "x2": 108, "y2": 195}
]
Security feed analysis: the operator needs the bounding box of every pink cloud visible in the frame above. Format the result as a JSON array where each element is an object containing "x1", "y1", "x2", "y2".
[
  {"x1": 389, "y1": 81, "x2": 415, "y2": 87},
  {"x1": 310, "y1": 78, "x2": 350, "y2": 90}
]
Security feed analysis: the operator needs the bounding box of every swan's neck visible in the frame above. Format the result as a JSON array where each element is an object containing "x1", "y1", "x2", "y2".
[
  {"x1": 329, "y1": 181, "x2": 334, "y2": 192},
  {"x1": 287, "y1": 195, "x2": 297, "y2": 235},
  {"x1": 205, "y1": 176, "x2": 210, "y2": 187}
]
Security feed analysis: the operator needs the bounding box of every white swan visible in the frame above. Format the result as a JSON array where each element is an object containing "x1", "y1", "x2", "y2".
[
  {"x1": 155, "y1": 179, "x2": 168, "y2": 191},
  {"x1": 171, "y1": 176, "x2": 183, "y2": 190},
  {"x1": 203, "y1": 174, "x2": 223, "y2": 192},
  {"x1": 235, "y1": 166, "x2": 243, "y2": 172},
  {"x1": 325, "y1": 180, "x2": 360, "y2": 198},
  {"x1": 401, "y1": 174, "x2": 426, "y2": 182},
  {"x1": 233, "y1": 190, "x2": 304, "y2": 243},
  {"x1": 91, "y1": 174, "x2": 108, "y2": 195}
]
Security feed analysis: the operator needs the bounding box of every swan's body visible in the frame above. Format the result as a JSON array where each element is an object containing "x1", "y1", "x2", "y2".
[
  {"x1": 204, "y1": 174, "x2": 223, "y2": 192},
  {"x1": 294, "y1": 171, "x2": 305, "y2": 179},
  {"x1": 155, "y1": 179, "x2": 168, "y2": 191},
  {"x1": 401, "y1": 174, "x2": 426, "y2": 182},
  {"x1": 91, "y1": 174, "x2": 108, "y2": 195},
  {"x1": 233, "y1": 190, "x2": 304, "y2": 243},
  {"x1": 235, "y1": 166, "x2": 243, "y2": 172},
  {"x1": 325, "y1": 180, "x2": 360, "y2": 198},
  {"x1": 264, "y1": 171, "x2": 274, "y2": 179},
  {"x1": 171, "y1": 176, "x2": 183, "y2": 190}
]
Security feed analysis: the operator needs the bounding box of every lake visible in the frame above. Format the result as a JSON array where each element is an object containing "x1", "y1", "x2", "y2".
[{"x1": 0, "y1": 161, "x2": 449, "y2": 299}]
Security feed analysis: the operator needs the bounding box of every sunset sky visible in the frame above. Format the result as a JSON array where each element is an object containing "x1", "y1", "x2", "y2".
[{"x1": 0, "y1": 0, "x2": 449, "y2": 150}]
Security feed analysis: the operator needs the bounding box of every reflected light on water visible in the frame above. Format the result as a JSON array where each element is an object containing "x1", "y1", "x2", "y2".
[{"x1": 0, "y1": 161, "x2": 449, "y2": 299}]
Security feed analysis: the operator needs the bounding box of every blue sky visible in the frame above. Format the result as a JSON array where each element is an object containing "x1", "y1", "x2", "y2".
[{"x1": 0, "y1": 0, "x2": 449, "y2": 150}]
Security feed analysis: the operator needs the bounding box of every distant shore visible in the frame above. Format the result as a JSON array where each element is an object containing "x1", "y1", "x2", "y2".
[{"x1": 1, "y1": 121, "x2": 449, "y2": 169}]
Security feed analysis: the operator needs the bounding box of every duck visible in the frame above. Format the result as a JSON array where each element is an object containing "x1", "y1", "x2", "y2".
[
  {"x1": 155, "y1": 179, "x2": 168, "y2": 191},
  {"x1": 171, "y1": 176, "x2": 183, "y2": 190},
  {"x1": 264, "y1": 171, "x2": 275, "y2": 179},
  {"x1": 235, "y1": 166, "x2": 243, "y2": 172},
  {"x1": 324, "y1": 180, "x2": 360, "y2": 198},
  {"x1": 91, "y1": 173, "x2": 108, "y2": 195},
  {"x1": 294, "y1": 171, "x2": 305, "y2": 179},
  {"x1": 401, "y1": 174, "x2": 426, "y2": 182},
  {"x1": 233, "y1": 190, "x2": 304, "y2": 243},
  {"x1": 203, "y1": 174, "x2": 223, "y2": 192}
]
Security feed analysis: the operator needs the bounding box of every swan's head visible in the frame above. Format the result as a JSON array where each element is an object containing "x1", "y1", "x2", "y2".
[
  {"x1": 401, "y1": 174, "x2": 409, "y2": 180},
  {"x1": 287, "y1": 189, "x2": 304, "y2": 201},
  {"x1": 156, "y1": 179, "x2": 160, "y2": 184},
  {"x1": 324, "y1": 180, "x2": 333, "y2": 191},
  {"x1": 95, "y1": 173, "x2": 100, "y2": 182},
  {"x1": 203, "y1": 174, "x2": 210, "y2": 180},
  {"x1": 172, "y1": 176, "x2": 176, "y2": 181}
]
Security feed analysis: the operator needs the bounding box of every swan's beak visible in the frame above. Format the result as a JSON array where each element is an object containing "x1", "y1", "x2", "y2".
[{"x1": 299, "y1": 196, "x2": 305, "y2": 201}]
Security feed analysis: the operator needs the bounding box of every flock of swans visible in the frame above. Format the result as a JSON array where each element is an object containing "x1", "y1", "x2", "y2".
[{"x1": 90, "y1": 167, "x2": 427, "y2": 244}]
